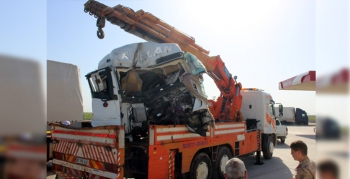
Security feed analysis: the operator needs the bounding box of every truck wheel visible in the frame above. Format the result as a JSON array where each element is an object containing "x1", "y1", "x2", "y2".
[
  {"x1": 212, "y1": 147, "x2": 232, "y2": 179},
  {"x1": 189, "y1": 152, "x2": 212, "y2": 179},
  {"x1": 263, "y1": 135, "x2": 274, "y2": 159},
  {"x1": 280, "y1": 137, "x2": 286, "y2": 144}
]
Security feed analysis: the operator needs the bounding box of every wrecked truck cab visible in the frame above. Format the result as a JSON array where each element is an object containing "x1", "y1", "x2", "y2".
[{"x1": 86, "y1": 42, "x2": 214, "y2": 138}]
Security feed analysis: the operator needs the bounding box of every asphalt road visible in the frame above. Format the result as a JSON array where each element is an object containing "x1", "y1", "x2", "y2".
[
  {"x1": 241, "y1": 124, "x2": 316, "y2": 179},
  {"x1": 47, "y1": 124, "x2": 318, "y2": 179}
]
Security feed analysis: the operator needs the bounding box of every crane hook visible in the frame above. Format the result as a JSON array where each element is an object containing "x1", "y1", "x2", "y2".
[
  {"x1": 97, "y1": 27, "x2": 105, "y2": 39},
  {"x1": 96, "y1": 16, "x2": 105, "y2": 39}
]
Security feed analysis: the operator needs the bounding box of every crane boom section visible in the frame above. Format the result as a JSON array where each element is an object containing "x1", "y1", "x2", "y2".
[{"x1": 84, "y1": 0, "x2": 243, "y2": 121}]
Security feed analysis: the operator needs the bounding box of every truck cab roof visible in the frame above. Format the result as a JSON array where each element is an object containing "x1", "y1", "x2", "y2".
[{"x1": 98, "y1": 42, "x2": 183, "y2": 69}]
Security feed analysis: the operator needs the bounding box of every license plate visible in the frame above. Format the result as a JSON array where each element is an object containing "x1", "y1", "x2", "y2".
[{"x1": 75, "y1": 158, "x2": 89, "y2": 165}]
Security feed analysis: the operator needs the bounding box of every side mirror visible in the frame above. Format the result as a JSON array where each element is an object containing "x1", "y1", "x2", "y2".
[
  {"x1": 279, "y1": 104, "x2": 283, "y2": 117},
  {"x1": 276, "y1": 119, "x2": 280, "y2": 125}
]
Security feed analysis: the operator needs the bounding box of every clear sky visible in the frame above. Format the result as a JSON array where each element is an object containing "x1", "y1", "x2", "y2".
[
  {"x1": 1, "y1": 0, "x2": 348, "y2": 124},
  {"x1": 46, "y1": 0, "x2": 318, "y2": 114}
]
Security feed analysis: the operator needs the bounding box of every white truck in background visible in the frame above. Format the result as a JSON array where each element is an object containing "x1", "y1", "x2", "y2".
[
  {"x1": 1, "y1": 56, "x2": 46, "y2": 179},
  {"x1": 275, "y1": 107, "x2": 309, "y2": 125},
  {"x1": 240, "y1": 89, "x2": 286, "y2": 144},
  {"x1": 275, "y1": 119, "x2": 288, "y2": 143},
  {"x1": 239, "y1": 88, "x2": 288, "y2": 143},
  {"x1": 47, "y1": 60, "x2": 85, "y2": 160},
  {"x1": 276, "y1": 107, "x2": 295, "y2": 123}
]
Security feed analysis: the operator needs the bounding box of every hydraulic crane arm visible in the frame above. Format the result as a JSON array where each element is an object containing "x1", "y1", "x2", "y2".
[{"x1": 84, "y1": 0, "x2": 243, "y2": 121}]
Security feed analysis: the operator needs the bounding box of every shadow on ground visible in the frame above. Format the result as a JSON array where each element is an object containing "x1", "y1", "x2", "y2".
[
  {"x1": 275, "y1": 143, "x2": 290, "y2": 149},
  {"x1": 296, "y1": 134, "x2": 316, "y2": 140},
  {"x1": 283, "y1": 122, "x2": 315, "y2": 126},
  {"x1": 239, "y1": 154, "x2": 293, "y2": 179}
]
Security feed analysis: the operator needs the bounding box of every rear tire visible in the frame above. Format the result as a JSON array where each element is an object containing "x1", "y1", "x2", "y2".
[
  {"x1": 190, "y1": 153, "x2": 212, "y2": 179},
  {"x1": 280, "y1": 137, "x2": 286, "y2": 144},
  {"x1": 212, "y1": 147, "x2": 233, "y2": 179}
]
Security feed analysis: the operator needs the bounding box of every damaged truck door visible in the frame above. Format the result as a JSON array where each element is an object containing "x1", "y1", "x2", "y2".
[{"x1": 86, "y1": 67, "x2": 121, "y2": 127}]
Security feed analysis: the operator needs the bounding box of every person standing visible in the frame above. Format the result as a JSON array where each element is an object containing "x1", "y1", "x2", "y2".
[{"x1": 290, "y1": 140, "x2": 316, "y2": 179}]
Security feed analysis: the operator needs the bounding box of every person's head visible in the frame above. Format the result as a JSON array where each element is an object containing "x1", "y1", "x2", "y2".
[
  {"x1": 224, "y1": 158, "x2": 248, "y2": 179},
  {"x1": 317, "y1": 159, "x2": 339, "y2": 179},
  {"x1": 290, "y1": 140, "x2": 308, "y2": 161}
]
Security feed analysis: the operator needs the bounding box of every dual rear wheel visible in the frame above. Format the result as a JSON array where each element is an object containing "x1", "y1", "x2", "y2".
[
  {"x1": 189, "y1": 147, "x2": 232, "y2": 179},
  {"x1": 189, "y1": 153, "x2": 212, "y2": 179},
  {"x1": 212, "y1": 147, "x2": 232, "y2": 179}
]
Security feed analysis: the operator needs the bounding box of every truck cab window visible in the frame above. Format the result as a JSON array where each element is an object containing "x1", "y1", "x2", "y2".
[
  {"x1": 184, "y1": 52, "x2": 206, "y2": 75},
  {"x1": 86, "y1": 68, "x2": 118, "y2": 101},
  {"x1": 269, "y1": 103, "x2": 275, "y2": 116},
  {"x1": 198, "y1": 74, "x2": 208, "y2": 98},
  {"x1": 90, "y1": 72, "x2": 108, "y2": 93}
]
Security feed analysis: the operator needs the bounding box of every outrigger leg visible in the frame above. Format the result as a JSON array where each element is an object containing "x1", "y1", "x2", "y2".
[{"x1": 255, "y1": 151, "x2": 264, "y2": 165}]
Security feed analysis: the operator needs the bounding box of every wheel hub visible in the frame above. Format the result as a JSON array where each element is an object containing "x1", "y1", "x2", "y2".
[
  {"x1": 196, "y1": 162, "x2": 208, "y2": 179},
  {"x1": 220, "y1": 155, "x2": 229, "y2": 174},
  {"x1": 269, "y1": 141, "x2": 274, "y2": 154}
]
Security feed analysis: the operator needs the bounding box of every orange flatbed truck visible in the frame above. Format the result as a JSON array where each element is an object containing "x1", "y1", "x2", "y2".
[
  {"x1": 51, "y1": 121, "x2": 261, "y2": 179},
  {"x1": 50, "y1": 1, "x2": 283, "y2": 179}
]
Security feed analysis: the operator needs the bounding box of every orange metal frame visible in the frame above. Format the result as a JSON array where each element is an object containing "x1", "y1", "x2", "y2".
[
  {"x1": 147, "y1": 122, "x2": 258, "y2": 177},
  {"x1": 50, "y1": 122, "x2": 259, "y2": 178}
]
